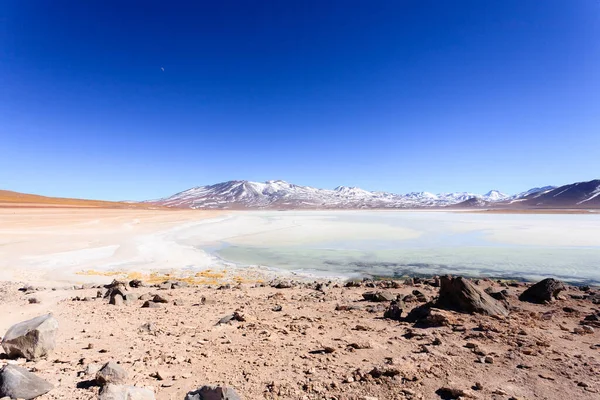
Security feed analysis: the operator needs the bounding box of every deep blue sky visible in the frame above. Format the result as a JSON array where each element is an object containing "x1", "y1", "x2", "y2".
[{"x1": 1, "y1": 1, "x2": 599, "y2": 200}]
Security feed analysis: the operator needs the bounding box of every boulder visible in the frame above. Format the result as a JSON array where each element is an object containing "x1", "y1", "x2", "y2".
[
  {"x1": 383, "y1": 300, "x2": 403, "y2": 321},
  {"x1": 271, "y1": 280, "x2": 293, "y2": 289},
  {"x1": 129, "y1": 279, "x2": 143, "y2": 288},
  {"x1": 104, "y1": 280, "x2": 128, "y2": 299},
  {"x1": 436, "y1": 276, "x2": 508, "y2": 316},
  {"x1": 519, "y1": 278, "x2": 566, "y2": 304},
  {"x1": 0, "y1": 364, "x2": 54, "y2": 399},
  {"x1": 185, "y1": 385, "x2": 241, "y2": 400},
  {"x1": 98, "y1": 384, "x2": 155, "y2": 400},
  {"x1": 405, "y1": 304, "x2": 458, "y2": 327},
  {"x1": 109, "y1": 294, "x2": 124, "y2": 306},
  {"x1": 362, "y1": 291, "x2": 395, "y2": 302},
  {"x1": 152, "y1": 295, "x2": 168, "y2": 304},
  {"x1": 96, "y1": 361, "x2": 128, "y2": 385},
  {"x1": 1, "y1": 314, "x2": 58, "y2": 360}
]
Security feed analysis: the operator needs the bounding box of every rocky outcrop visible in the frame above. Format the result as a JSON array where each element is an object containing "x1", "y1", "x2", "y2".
[
  {"x1": 185, "y1": 385, "x2": 242, "y2": 400},
  {"x1": 436, "y1": 276, "x2": 509, "y2": 316},
  {"x1": 519, "y1": 278, "x2": 566, "y2": 304},
  {"x1": 1, "y1": 314, "x2": 59, "y2": 360},
  {"x1": 98, "y1": 384, "x2": 155, "y2": 400},
  {"x1": 0, "y1": 364, "x2": 54, "y2": 399}
]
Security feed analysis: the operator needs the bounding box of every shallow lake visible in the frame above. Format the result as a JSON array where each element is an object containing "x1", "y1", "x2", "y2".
[{"x1": 181, "y1": 211, "x2": 600, "y2": 284}]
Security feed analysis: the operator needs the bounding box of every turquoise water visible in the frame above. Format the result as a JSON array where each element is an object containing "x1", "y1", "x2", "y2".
[{"x1": 189, "y1": 211, "x2": 600, "y2": 284}]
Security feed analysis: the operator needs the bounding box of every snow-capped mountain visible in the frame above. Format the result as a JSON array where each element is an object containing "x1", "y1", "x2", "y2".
[
  {"x1": 511, "y1": 180, "x2": 600, "y2": 208},
  {"x1": 153, "y1": 180, "x2": 512, "y2": 209}
]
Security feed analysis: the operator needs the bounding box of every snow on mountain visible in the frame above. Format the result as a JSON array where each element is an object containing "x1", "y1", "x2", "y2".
[
  {"x1": 507, "y1": 186, "x2": 556, "y2": 201},
  {"x1": 154, "y1": 180, "x2": 514, "y2": 209},
  {"x1": 482, "y1": 190, "x2": 509, "y2": 201}
]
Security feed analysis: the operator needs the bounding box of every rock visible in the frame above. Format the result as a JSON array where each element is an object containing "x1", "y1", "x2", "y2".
[
  {"x1": 435, "y1": 387, "x2": 472, "y2": 399},
  {"x1": 141, "y1": 301, "x2": 161, "y2": 308},
  {"x1": 139, "y1": 322, "x2": 158, "y2": 334},
  {"x1": 27, "y1": 297, "x2": 40, "y2": 304},
  {"x1": 348, "y1": 341, "x2": 372, "y2": 349},
  {"x1": 129, "y1": 279, "x2": 143, "y2": 288},
  {"x1": 368, "y1": 367, "x2": 400, "y2": 378},
  {"x1": 405, "y1": 304, "x2": 457, "y2": 327},
  {"x1": 575, "y1": 325, "x2": 595, "y2": 334},
  {"x1": 486, "y1": 289, "x2": 510, "y2": 302},
  {"x1": 362, "y1": 291, "x2": 395, "y2": 302},
  {"x1": 104, "y1": 280, "x2": 128, "y2": 299},
  {"x1": 412, "y1": 290, "x2": 428, "y2": 302},
  {"x1": 437, "y1": 276, "x2": 509, "y2": 316},
  {"x1": 519, "y1": 278, "x2": 566, "y2": 304},
  {"x1": 85, "y1": 363, "x2": 102, "y2": 376},
  {"x1": 152, "y1": 295, "x2": 168, "y2": 304},
  {"x1": 96, "y1": 361, "x2": 128, "y2": 385},
  {"x1": 0, "y1": 364, "x2": 54, "y2": 400},
  {"x1": 271, "y1": 280, "x2": 293, "y2": 289},
  {"x1": 1, "y1": 314, "x2": 58, "y2": 360},
  {"x1": 98, "y1": 384, "x2": 155, "y2": 400},
  {"x1": 123, "y1": 293, "x2": 139, "y2": 302},
  {"x1": 185, "y1": 385, "x2": 241, "y2": 400},
  {"x1": 109, "y1": 294, "x2": 124, "y2": 306},
  {"x1": 272, "y1": 305, "x2": 282, "y2": 312},
  {"x1": 383, "y1": 300, "x2": 403, "y2": 320}
]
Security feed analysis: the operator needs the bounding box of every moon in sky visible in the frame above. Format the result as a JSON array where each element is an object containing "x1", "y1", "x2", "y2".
[{"x1": 161, "y1": 67, "x2": 165, "y2": 72}]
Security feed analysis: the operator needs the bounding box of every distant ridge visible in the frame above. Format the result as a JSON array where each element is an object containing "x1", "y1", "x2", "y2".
[
  {"x1": 150, "y1": 178, "x2": 600, "y2": 210},
  {"x1": 0, "y1": 189, "x2": 162, "y2": 209}
]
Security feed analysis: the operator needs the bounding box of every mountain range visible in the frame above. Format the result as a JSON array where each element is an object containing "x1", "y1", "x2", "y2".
[{"x1": 151, "y1": 179, "x2": 600, "y2": 210}]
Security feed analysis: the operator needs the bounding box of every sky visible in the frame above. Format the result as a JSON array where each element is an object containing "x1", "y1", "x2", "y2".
[{"x1": 1, "y1": 1, "x2": 599, "y2": 201}]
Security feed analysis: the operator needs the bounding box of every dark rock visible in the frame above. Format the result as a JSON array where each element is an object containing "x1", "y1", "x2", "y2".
[
  {"x1": 185, "y1": 385, "x2": 241, "y2": 400},
  {"x1": 141, "y1": 301, "x2": 161, "y2": 308},
  {"x1": 436, "y1": 387, "x2": 468, "y2": 399},
  {"x1": 362, "y1": 291, "x2": 395, "y2": 302},
  {"x1": 412, "y1": 290, "x2": 427, "y2": 302},
  {"x1": 486, "y1": 288, "x2": 510, "y2": 302},
  {"x1": 519, "y1": 278, "x2": 566, "y2": 304},
  {"x1": 129, "y1": 279, "x2": 144, "y2": 288},
  {"x1": 1, "y1": 314, "x2": 58, "y2": 360},
  {"x1": 344, "y1": 280, "x2": 362, "y2": 288},
  {"x1": 368, "y1": 366, "x2": 400, "y2": 378},
  {"x1": 271, "y1": 280, "x2": 293, "y2": 289},
  {"x1": 153, "y1": 295, "x2": 168, "y2": 303},
  {"x1": 437, "y1": 276, "x2": 508, "y2": 316},
  {"x1": 383, "y1": 300, "x2": 403, "y2": 321},
  {"x1": 103, "y1": 280, "x2": 128, "y2": 299},
  {"x1": 0, "y1": 364, "x2": 54, "y2": 399}
]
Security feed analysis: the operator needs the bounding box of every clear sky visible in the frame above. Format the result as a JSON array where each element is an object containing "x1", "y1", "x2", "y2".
[{"x1": 1, "y1": 1, "x2": 599, "y2": 201}]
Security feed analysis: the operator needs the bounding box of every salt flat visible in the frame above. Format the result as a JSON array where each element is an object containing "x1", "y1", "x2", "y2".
[{"x1": 1, "y1": 209, "x2": 599, "y2": 285}]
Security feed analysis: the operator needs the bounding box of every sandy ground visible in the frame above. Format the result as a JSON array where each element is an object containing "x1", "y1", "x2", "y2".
[
  {"x1": 0, "y1": 208, "x2": 224, "y2": 285},
  {"x1": 0, "y1": 278, "x2": 598, "y2": 400}
]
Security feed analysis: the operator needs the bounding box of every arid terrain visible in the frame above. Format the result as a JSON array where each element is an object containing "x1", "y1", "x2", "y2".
[{"x1": 0, "y1": 276, "x2": 599, "y2": 400}]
